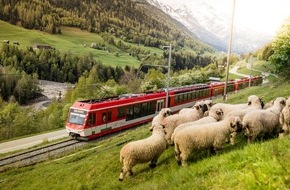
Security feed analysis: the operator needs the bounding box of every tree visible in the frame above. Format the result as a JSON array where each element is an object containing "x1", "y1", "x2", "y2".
[{"x1": 270, "y1": 17, "x2": 290, "y2": 78}]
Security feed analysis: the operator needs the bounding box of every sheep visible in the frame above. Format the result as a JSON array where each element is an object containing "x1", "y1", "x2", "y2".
[
  {"x1": 173, "y1": 116, "x2": 242, "y2": 166},
  {"x1": 209, "y1": 95, "x2": 263, "y2": 119},
  {"x1": 242, "y1": 97, "x2": 286, "y2": 143},
  {"x1": 223, "y1": 95, "x2": 264, "y2": 120},
  {"x1": 149, "y1": 108, "x2": 172, "y2": 130},
  {"x1": 170, "y1": 107, "x2": 224, "y2": 144},
  {"x1": 263, "y1": 99, "x2": 274, "y2": 109},
  {"x1": 179, "y1": 100, "x2": 208, "y2": 115},
  {"x1": 119, "y1": 123, "x2": 167, "y2": 181},
  {"x1": 279, "y1": 96, "x2": 290, "y2": 138},
  {"x1": 162, "y1": 104, "x2": 204, "y2": 144}
]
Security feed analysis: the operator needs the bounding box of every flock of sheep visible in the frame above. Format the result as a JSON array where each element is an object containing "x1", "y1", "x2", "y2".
[{"x1": 118, "y1": 95, "x2": 290, "y2": 181}]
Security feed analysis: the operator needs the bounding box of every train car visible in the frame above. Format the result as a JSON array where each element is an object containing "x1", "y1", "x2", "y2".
[
  {"x1": 209, "y1": 80, "x2": 236, "y2": 97},
  {"x1": 66, "y1": 91, "x2": 166, "y2": 140},
  {"x1": 66, "y1": 84, "x2": 212, "y2": 140},
  {"x1": 234, "y1": 76, "x2": 263, "y2": 91},
  {"x1": 65, "y1": 75, "x2": 263, "y2": 140},
  {"x1": 168, "y1": 83, "x2": 211, "y2": 112}
]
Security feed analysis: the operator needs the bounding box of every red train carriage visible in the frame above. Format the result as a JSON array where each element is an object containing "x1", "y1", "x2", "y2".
[
  {"x1": 66, "y1": 84, "x2": 212, "y2": 140},
  {"x1": 234, "y1": 76, "x2": 263, "y2": 91},
  {"x1": 66, "y1": 75, "x2": 263, "y2": 140},
  {"x1": 66, "y1": 91, "x2": 166, "y2": 140},
  {"x1": 168, "y1": 84, "x2": 211, "y2": 112}
]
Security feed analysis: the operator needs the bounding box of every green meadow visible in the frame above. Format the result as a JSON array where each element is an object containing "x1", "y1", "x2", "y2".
[
  {"x1": 0, "y1": 79, "x2": 289, "y2": 190},
  {"x1": 0, "y1": 21, "x2": 145, "y2": 67}
]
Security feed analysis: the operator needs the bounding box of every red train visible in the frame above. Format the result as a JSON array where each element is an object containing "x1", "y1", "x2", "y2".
[{"x1": 66, "y1": 76, "x2": 263, "y2": 140}]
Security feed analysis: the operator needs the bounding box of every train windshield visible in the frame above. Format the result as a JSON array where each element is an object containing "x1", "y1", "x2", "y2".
[{"x1": 68, "y1": 109, "x2": 87, "y2": 125}]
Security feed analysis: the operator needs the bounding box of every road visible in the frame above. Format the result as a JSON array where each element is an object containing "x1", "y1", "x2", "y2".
[
  {"x1": 0, "y1": 80, "x2": 70, "y2": 154},
  {"x1": 0, "y1": 129, "x2": 68, "y2": 154},
  {"x1": 230, "y1": 65, "x2": 278, "y2": 85}
]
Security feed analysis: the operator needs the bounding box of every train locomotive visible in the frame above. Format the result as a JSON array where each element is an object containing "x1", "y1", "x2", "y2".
[{"x1": 65, "y1": 76, "x2": 263, "y2": 140}]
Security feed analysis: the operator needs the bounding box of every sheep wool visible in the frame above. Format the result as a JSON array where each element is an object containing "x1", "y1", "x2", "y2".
[
  {"x1": 279, "y1": 96, "x2": 290, "y2": 138},
  {"x1": 119, "y1": 123, "x2": 167, "y2": 181},
  {"x1": 162, "y1": 105, "x2": 204, "y2": 144},
  {"x1": 224, "y1": 95, "x2": 263, "y2": 120},
  {"x1": 243, "y1": 97, "x2": 286, "y2": 143},
  {"x1": 174, "y1": 116, "x2": 242, "y2": 166},
  {"x1": 170, "y1": 107, "x2": 224, "y2": 144},
  {"x1": 210, "y1": 95, "x2": 261, "y2": 117},
  {"x1": 149, "y1": 108, "x2": 172, "y2": 130}
]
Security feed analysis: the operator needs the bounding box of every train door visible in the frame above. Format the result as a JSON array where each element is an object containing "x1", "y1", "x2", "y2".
[
  {"x1": 156, "y1": 100, "x2": 164, "y2": 112},
  {"x1": 101, "y1": 110, "x2": 112, "y2": 131}
]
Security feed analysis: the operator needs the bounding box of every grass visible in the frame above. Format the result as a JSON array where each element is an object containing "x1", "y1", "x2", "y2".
[
  {"x1": 0, "y1": 80, "x2": 290, "y2": 190},
  {"x1": 0, "y1": 21, "x2": 142, "y2": 67}
]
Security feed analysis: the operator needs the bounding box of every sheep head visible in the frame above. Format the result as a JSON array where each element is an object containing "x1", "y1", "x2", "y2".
[
  {"x1": 161, "y1": 108, "x2": 172, "y2": 118},
  {"x1": 151, "y1": 123, "x2": 166, "y2": 135},
  {"x1": 229, "y1": 116, "x2": 243, "y2": 132},
  {"x1": 273, "y1": 97, "x2": 286, "y2": 108},
  {"x1": 209, "y1": 107, "x2": 223, "y2": 121}
]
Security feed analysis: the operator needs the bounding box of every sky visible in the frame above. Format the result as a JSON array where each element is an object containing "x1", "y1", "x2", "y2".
[{"x1": 209, "y1": 0, "x2": 290, "y2": 35}]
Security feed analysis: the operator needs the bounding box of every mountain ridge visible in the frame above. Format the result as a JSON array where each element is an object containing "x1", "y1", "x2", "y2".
[{"x1": 147, "y1": 0, "x2": 272, "y2": 53}]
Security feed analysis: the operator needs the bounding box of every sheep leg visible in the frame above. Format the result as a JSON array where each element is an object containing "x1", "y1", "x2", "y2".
[
  {"x1": 149, "y1": 157, "x2": 158, "y2": 168},
  {"x1": 174, "y1": 143, "x2": 182, "y2": 165},
  {"x1": 180, "y1": 150, "x2": 190, "y2": 167},
  {"x1": 129, "y1": 169, "x2": 133, "y2": 176},
  {"x1": 230, "y1": 132, "x2": 237, "y2": 145},
  {"x1": 119, "y1": 167, "x2": 127, "y2": 181},
  {"x1": 209, "y1": 146, "x2": 216, "y2": 155},
  {"x1": 247, "y1": 135, "x2": 256, "y2": 144}
]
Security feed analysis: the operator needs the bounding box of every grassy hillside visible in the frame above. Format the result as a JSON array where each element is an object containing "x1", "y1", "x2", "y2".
[
  {"x1": 0, "y1": 20, "x2": 145, "y2": 67},
  {"x1": 0, "y1": 80, "x2": 289, "y2": 190}
]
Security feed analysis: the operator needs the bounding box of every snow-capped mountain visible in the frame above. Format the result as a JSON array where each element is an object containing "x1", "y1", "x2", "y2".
[{"x1": 146, "y1": 0, "x2": 272, "y2": 53}]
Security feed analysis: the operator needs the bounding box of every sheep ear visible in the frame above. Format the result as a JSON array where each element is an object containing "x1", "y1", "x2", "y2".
[
  {"x1": 259, "y1": 98, "x2": 265, "y2": 108},
  {"x1": 280, "y1": 100, "x2": 286, "y2": 106}
]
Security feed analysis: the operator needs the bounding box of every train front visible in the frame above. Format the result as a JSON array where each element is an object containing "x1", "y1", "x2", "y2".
[{"x1": 65, "y1": 102, "x2": 90, "y2": 140}]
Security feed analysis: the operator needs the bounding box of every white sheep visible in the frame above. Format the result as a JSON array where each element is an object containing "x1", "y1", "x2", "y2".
[
  {"x1": 162, "y1": 105, "x2": 204, "y2": 144},
  {"x1": 173, "y1": 116, "x2": 242, "y2": 166},
  {"x1": 279, "y1": 96, "x2": 290, "y2": 138},
  {"x1": 209, "y1": 95, "x2": 263, "y2": 119},
  {"x1": 242, "y1": 97, "x2": 286, "y2": 143},
  {"x1": 149, "y1": 108, "x2": 172, "y2": 130},
  {"x1": 179, "y1": 100, "x2": 208, "y2": 115},
  {"x1": 263, "y1": 99, "x2": 274, "y2": 109},
  {"x1": 119, "y1": 123, "x2": 167, "y2": 181},
  {"x1": 170, "y1": 107, "x2": 224, "y2": 144},
  {"x1": 223, "y1": 95, "x2": 264, "y2": 120}
]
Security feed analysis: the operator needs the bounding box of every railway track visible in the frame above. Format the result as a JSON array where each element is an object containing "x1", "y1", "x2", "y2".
[{"x1": 0, "y1": 139, "x2": 86, "y2": 171}]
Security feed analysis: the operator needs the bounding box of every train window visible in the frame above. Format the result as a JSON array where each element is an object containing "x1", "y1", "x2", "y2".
[
  {"x1": 184, "y1": 93, "x2": 188, "y2": 101},
  {"x1": 68, "y1": 109, "x2": 87, "y2": 125},
  {"x1": 87, "y1": 113, "x2": 95, "y2": 125},
  {"x1": 192, "y1": 92, "x2": 196, "y2": 99},
  {"x1": 148, "y1": 101, "x2": 156, "y2": 114},
  {"x1": 134, "y1": 104, "x2": 141, "y2": 118},
  {"x1": 141, "y1": 102, "x2": 148, "y2": 117},
  {"x1": 188, "y1": 92, "x2": 192, "y2": 100},
  {"x1": 102, "y1": 113, "x2": 107, "y2": 123},
  {"x1": 126, "y1": 105, "x2": 134, "y2": 121},
  {"x1": 179, "y1": 94, "x2": 184, "y2": 102},
  {"x1": 174, "y1": 96, "x2": 178, "y2": 103},
  {"x1": 157, "y1": 100, "x2": 164, "y2": 112},
  {"x1": 108, "y1": 111, "x2": 112, "y2": 121},
  {"x1": 117, "y1": 107, "x2": 126, "y2": 118}
]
